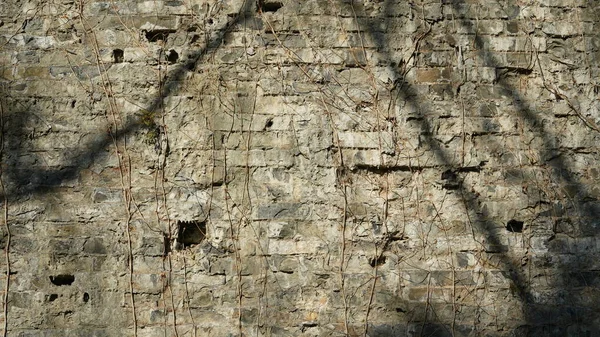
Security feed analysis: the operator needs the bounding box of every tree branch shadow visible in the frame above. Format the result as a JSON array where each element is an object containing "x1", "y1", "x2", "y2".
[
  {"x1": 0, "y1": 0, "x2": 254, "y2": 201},
  {"x1": 340, "y1": 0, "x2": 600, "y2": 335}
]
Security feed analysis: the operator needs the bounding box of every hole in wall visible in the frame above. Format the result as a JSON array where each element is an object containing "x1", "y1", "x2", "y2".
[
  {"x1": 47, "y1": 294, "x2": 59, "y2": 302},
  {"x1": 20, "y1": 19, "x2": 30, "y2": 32},
  {"x1": 506, "y1": 219, "x2": 524, "y2": 233},
  {"x1": 259, "y1": 0, "x2": 283, "y2": 12},
  {"x1": 441, "y1": 169, "x2": 459, "y2": 190},
  {"x1": 163, "y1": 233, "x2": 172, "y2": 255},
  {"x1": 49, "y1": 274, "x2": 75, "y2": 286},
  {"x1": 177, "y1": 220, "x2": 206, "y2": 249},
  {"x1": 166, "y1": 49, "x2": 179, "y2": 64},
  {"x1": 112, "y1": 49, "x2": 124, "y2": 63},
  {"x1": 70, "y1": 100, "x2": 76, "y2": 109},
  {"x1": 264, "y1": 118, "x2": 273, "y2": 129},
  {"x1": 369, "y1": 255, "x2": 386, "y2": 268},
  {"x1": 145, "y1": 29, "x2": 175, "y2": 42},
  {"x1": 441, "y1": 170, "x2": 456, "y2": 181},
  {"x1": 185, "y1": 61, "x2": 196, "y2": 71},
  {"x1": 83, "y1": 292, "x2": 90, "y2": 303}
]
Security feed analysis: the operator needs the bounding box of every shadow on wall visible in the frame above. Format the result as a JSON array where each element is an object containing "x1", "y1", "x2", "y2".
[
  {"x1": 337, "y1": 0, "x2": 600, "y2": 335},
  {"x1": 0, "y1": 0, "x2": 254, "y2": 202}
]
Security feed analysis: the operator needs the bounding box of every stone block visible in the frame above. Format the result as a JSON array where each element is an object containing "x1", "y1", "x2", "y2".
[
  {"x1": 338, "y1": 131, "x2": 394, "y2": 151},
  {"x1": 341, "y1": 149, "x2": 382, "y2": 168},
  {"x1": 267, "y1": 239, "x2": 322, "y2": 255},
  {"x1": 267, "y1": 222, "x2": 296, "y2": 238},
  {"x1": 542, "y1": 22, "x2": 579, "y2": 37},
  {"x1": 82, "y1": 238, "x2": 108, "y2": 255},
  {"x1": 223, "y1": 149, "x2": 294, "y2": 167},
  {"x1": 478, "y1": 20, "x2": 505, "y2": 35},
  {"x1": 91, "y1": 188, "x2": 122, "y2": 203},
  {"x1": 132, "y1": 274, "x2": 164, "y2": 294},
  {"x1": 133, "y1": 236, "x2": 165, "y2": 257},
  {"x1": 406, "y1": 286, "x2": 453, "y2": 303},
  {"x1": 416, "y1": 67, "x2": 453, "y2": 83},
  {"x1": 540, "y1": 0, "x2": 587, "y2": 7},
  {"x1": 256, "y1": 203, "x2": 306, "y2": 220}
]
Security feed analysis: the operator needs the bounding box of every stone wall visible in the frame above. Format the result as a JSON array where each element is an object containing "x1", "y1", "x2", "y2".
[{"x1": 1, "y1": 0, "x2": 600, "y2": 336}]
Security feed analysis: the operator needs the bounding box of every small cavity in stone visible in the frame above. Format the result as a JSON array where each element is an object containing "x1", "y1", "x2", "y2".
[
  {"x1": 112, "y1": 49, "x2": 124, "y2": 63},
  {"x1": 177, "y1": 220, "x2": 206, "y2": 249},
  {"x1": 506, "y1": 219, "x2": 524, "y2": 233},
  {"x1": 260, "y1": 1, "x2": 283, "y2": 12},
  {"x1": 49, "y1": 274, "x2": 75, "y2": 286},
  {"x1": 166, "y1": 49, "x2": 179, "y2": 64}
]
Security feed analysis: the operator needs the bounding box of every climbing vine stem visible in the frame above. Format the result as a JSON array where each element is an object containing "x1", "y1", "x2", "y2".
[{"x1": 0, "y1": 94, "x2": 10, "y2": 337}]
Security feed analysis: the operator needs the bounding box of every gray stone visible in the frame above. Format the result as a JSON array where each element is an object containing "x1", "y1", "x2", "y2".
[{"x1": 82, "y1": 238, "x2": 107, "y2": 255}]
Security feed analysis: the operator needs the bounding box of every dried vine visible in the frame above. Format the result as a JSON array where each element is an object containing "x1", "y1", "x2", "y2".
[
  {"x1": 0, "y1": 94, "x2": 10, "y2": 337},
  {"x1": 77, "y1": 0, "x2": 138, "y2": 334}
]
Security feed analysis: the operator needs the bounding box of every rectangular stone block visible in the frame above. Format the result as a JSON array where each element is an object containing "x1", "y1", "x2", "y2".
[
  {"x1": 406, "y1": 286, "x2": 453, "y2": 303},
  {"x1": 542, "y1": 22, "x2": 579, "y2": 37},
  {"x1": 267, "y1": 239, "x2": 322, "y2": 255},
  {"x1": 224, "y1": 149, "x2": 294, "y2": 167},
  {"x1": 338, "y1": 131, "x2": 394, "y2": 151},
  {"x1": 341, "y1": 149, "x2": 382, "y2": 167},
  {"x1": 416, "y1": 67, "x2": 453, "y2": 83},
  {"x1": 132, "y1": 273, "x2": 165, "y2": 294},
  {"x1": 256, "y1": 203, "x2": 306, "y2": 220}
]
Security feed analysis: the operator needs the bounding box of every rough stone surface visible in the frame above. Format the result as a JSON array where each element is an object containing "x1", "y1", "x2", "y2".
[{"x1": 1, "y1": 0, "x2": 600, "y2": 336}]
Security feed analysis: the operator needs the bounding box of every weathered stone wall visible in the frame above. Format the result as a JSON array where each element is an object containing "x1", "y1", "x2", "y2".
[{"x1": 1, "y1": 0, "x2": 599, "y2": 336}]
